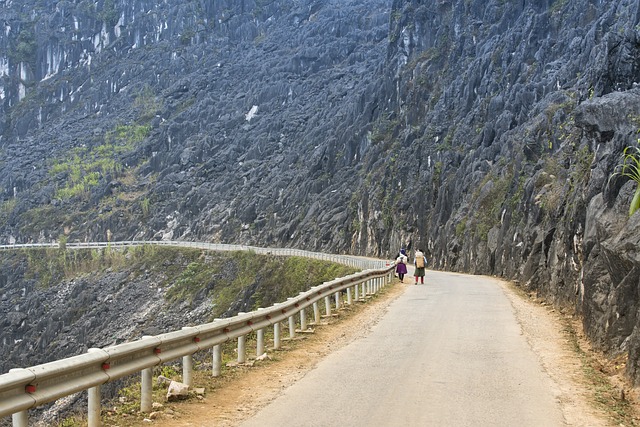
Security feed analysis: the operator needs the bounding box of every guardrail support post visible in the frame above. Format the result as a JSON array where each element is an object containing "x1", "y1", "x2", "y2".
[
  {"x1": 212, "y1": 345, "x2": 222, "y2": 377},
  {"x1": 355, "y1": 284, "x2": 359, "y2": 301},
  {"x1": 274, "y1": 322, "x2": 281, "y2": 349},
  {"x1": 141, "y1": 367, "x2": 153, "y2": 413},
  {"x1": 238, "y1": 335, "x2": 246, "y2": 363},
  {"x1": 288, "y1": 315, "x2": 296, "y2": 339},
  {"x1": 300, "y1": 308, "x2": 307, "y2": 331},
  {"x1": 257, "y1": 329, "x2": 265, "y2": 356},
  {"x1": 88, "y1": 385, "x2": 101, "y2": 427},
  {"x1": 313, "y1": 301, "x2": 320, "y2": 324},
  {"x1": 12, "y1": 411, "x2": 28, "y2": 427},
  {"x1": 183, "y1": 354, "x2": 193, "y2": 387},
  {"x1": 347, "y1": 287, "x2": 352, "y2": 305},
  {"x1": 335, "y1": 292, "x2": 341, "y2": 309},
  {"x1": 324, "y1": 296, "x2": 331, "y2": 316}
]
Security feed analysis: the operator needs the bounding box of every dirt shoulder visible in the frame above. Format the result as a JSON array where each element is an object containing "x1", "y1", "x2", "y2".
[
  {"x1": 105, "y1": 276, "x2": 640, "y2": 427},
  {"x1": 501, "y1": 280, "x2": 639, "y2": 426}
]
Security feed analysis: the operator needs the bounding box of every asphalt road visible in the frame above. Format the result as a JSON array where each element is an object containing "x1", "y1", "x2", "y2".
[{"x1": 239, "y1": 269, "x2": 564, "y2": 427}]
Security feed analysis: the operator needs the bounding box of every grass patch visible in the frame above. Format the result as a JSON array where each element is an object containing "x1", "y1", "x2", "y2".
[
  {"x1": 562, "y1": 321, "x2": 637, "y2": 425},
  {"x1": 611, "y1": 141, "x2": 640, "y2": 216},
  {"x1": 165, "y1": 251, "x2": 358, "y2": 318},
  {"x1": 50, "y1": 123, "x2": 150, "y2": 201}
]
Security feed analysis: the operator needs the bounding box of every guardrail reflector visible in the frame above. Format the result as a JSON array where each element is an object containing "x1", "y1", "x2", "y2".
[{"x1": 25, "y1": 385, "x2": 36, "y2": 393}]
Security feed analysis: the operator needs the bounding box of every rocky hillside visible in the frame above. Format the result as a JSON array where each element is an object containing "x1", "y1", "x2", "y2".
[
  {"x1": 0, "y1": 245, "x2": 357, "y2": 424},
  {"x1": 3, "y1": 0, "x2": 640, "y2": 384},
  {"x1": 378, "y1": 0, "x2": 640, "y2": 385}
]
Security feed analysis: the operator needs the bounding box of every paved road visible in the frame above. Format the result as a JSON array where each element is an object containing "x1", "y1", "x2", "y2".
[{"x1": 239, "y1": 270, "x2": 564, "y2": 427}]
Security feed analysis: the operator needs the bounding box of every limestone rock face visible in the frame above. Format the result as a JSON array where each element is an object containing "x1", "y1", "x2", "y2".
[
  {"x1": 380, "y1": 0, "x2": 640, "y2": 384},
  {"x1": 3, "y1": 0, "x2": 640, "y2": 384}
]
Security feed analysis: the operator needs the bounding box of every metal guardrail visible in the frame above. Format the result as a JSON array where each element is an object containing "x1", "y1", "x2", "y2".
[
  {"x1": 0, "y1": 240, "x2": 385, "y2": 270},
  {"x1": 0, "y1": 241, "x2": 394, "y2": 426}
]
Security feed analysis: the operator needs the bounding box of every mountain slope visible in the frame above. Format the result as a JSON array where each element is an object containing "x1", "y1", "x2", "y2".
[{"x1": 4, "y1": 0, "x2": 640, "y2": 383}]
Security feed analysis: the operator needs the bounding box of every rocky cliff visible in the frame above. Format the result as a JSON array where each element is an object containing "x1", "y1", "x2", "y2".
[
  {"x1": 379, "y1": 0, "x2": 640, "y2": 385},
  {"x1": 2, "y1": 0, "x2": 640, "y2": 384}
]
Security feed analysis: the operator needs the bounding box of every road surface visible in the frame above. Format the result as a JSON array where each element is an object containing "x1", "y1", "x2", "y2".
[{"x1": 239, "y1": 270, "x2": 565, "y2": 427}]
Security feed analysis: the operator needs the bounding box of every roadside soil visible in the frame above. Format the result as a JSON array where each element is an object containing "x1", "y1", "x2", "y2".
[{"x1": 106, "y1": 276, "x2": 640, "y2": 427}]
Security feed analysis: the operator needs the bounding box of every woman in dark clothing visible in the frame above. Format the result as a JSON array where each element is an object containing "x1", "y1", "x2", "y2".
[{"x1": 395, "y1": 248, "x2": 408, "y2": 282}]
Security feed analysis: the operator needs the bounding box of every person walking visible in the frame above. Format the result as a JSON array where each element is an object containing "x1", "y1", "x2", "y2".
[
  {"x1": 395, "y1": 248, "x2": 408, "y2": 282},
  {"x1": 414, "y1": 248, "x2": 427, "y2": 285}
]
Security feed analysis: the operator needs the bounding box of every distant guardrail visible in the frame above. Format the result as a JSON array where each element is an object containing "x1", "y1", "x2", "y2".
[
  {"x1": 0, "y1": 240, "x2": 386, "y2": 270},
  {"x1": 0, "y1": 241, "x2": 395, "y2": 427}
]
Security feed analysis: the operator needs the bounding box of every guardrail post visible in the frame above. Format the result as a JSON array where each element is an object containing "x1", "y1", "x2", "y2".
[
  {"x1": 141, "y1": 367, "x2": 153, "y2": 413},
  {"x1": 88, "y1": 385, "x2": 101, "y2": 427},
  {"x1": 183, "y1": 354, "x2": 193, "y2": 387},
  {"x1": 87, "y1": 348, "x2": 102, "y2": 427},
  {"x1": 300, "y1": 308, "x2": 307, "y2": 331},
  {"x1": 313, "y1": 301, "x2": 320, "y2": 324},
  {"x1": 347, "y1": 287, "x2": 352, "y2": 305},
  {"x1": 334, "y1": 292, "x2": 341, "y2": 309},
  {"x1": 288, "y1": 315, "x2": 296, "y2": 339},
  {"x1": 238, "y1": 335, "x2": 246, "y2": 363},
  {"x1": 8, "y1": 368, "x2": 28, "y2": 427},
  {"x1": 257, "y1": 329, "x2": 265, "y2": 356},
  {"x1": 139, "y1": 335, "x2": 154, "y2": 413},
  {"x1": 181, "y1": 327, "x2": 194, "y2": 386},
  {"x1": 324, "y1": 296, "x2": 331, "y2": 317},
  {"x1": 12, "y1": 411, "x2": 28, "y2": 427},
  {"x1": 355, "y1": 284, "x2": 359, "y2": 301},
  {"x1": 274, "y1": 322, "x2": 281, "y2": 349},
  {"x1": 212, "y1": 345, "x2": 222, "y2": 377}
]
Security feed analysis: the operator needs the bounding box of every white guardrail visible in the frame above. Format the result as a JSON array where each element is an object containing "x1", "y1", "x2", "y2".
[{"x1": 0, "y1": 241, "x2": 395, "y2": 427}]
